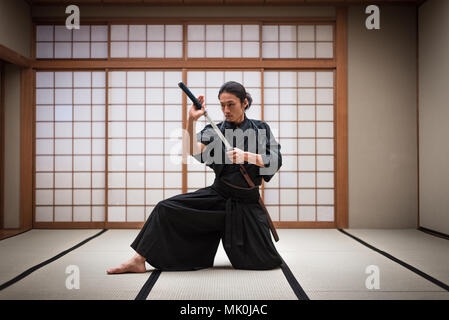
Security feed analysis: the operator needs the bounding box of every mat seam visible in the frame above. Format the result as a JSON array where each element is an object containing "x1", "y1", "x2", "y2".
[
  {"x1": 135, "y1": 270, "x2": 162, "y2": 300},
  {"x1": 279, "y1": 256, "x2": 310, "y2": 300},
  {"x1": 0, "y1": 229, "x2": 108, "y2": 292},
  {"x1": 338, "y1": 228, "x2": 449, "y2": 292}
]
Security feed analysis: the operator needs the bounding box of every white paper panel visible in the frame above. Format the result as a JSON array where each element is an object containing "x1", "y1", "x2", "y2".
[
  {"x1": 54, "y1": 190, "x2": 72, "y2": 205},
  {"x1": 37, "y1": 25, "x2": 53, "y2": 41},
  {"x1": 165, "y1": 25, "x2": 182, "y2": 41},
  {"x1": 108, "y1": 172, "x2": 125, "y2": 188},
  {"x1": 128, "y1": 207, "x2": 144, "y2": 222},
  {"x1": 108, "y1": 190, "x2": 125, "y2": 205},
  {"x1": 279, "y1": 42, "x2": 296, "y2": 58},
  {"x1": 262, "y1": 26, "x2": 278, "y2": 41},
  {"x1": 36, "y1": 173, "x2": 53, "y2": 188},
  {"x1": 264, "y1": 189, "x2": 279, "y2": 205},
  {"x1": 188, "y1": 25, "x2": 205, "y2": 41},
  {"x1": 35, "y1": 207, "x2": 53, "y2": 222},
  {"x1": 317, "y1": 206, "x2": 334, "y2": 221},
  {"x1": 146, "y1": 189, "x2": 164, "y2": 205},
  {"x1": 74, "y1": 190, "x2": 91, "y2": 205},
  {"x1": 92, "y1": 190, "x2": 104, "y2": 205},
  {"x1": 36, "y1": 72, "x2": 54, "y2": 88},
  {"x1": 262, "y1": 42, "x2": 278, "y2": 58},
  {"x1": 298, "y1": 189, "x2": 315, "y2": 205},
  {"x1": 74, "y1": 156, "x2": 91, "y2": 171},
  {"x1": 298, "y1": 156, "x2": 315, "y2": 171},
  {"x1": 298, "y1": 172, "x2": 315, "y2": 188},
  {"x1": 298, "y1": 42, "x2": 315, "y2": 58},
  {"x1": 317, "y1": 156, "x2": 333, "y2": 171},
  {"x1": 224, "y1": 25, "x2": 241, "y2": 41},
  {"x1": 317, "y1": 139, "x2": 333, "y2": 154},
  {"x1": 91, "y1": 42, "x2": 108, "y2": 58},
  {"x1": 91, "y1": 26, "x2": 108, "y2": 41},
  {"x1": 108, "y1": 206, "x2": 126, "y2": 221},
  {"x1": 111, "y1": 25, "x2": 128, "y2": 41},
  {"x1": 127, "y1": 190, "x2": 145, "y2": 205},
  {"x1": 92, "y1": 207, "x2": 105, "y2": 222},
  {"x1": 242, "y1": 25, "x2": 259, "y2": 41},
  {"x1": 298, "y1": 139, "x2": 315, "y2": 154},
  {"x1": 36, "y1": 43, "x2": 53, "y2": 59},
  {"x1": 298, "y1": 25, "x2": 315, "y2": 41},
  {"x1": 266, "y1": 206, "x2": 279, "y2": 221},
  {"x1": 317, "y1": 172, "x2": 334, "y2": 188},
  {"x1": 54, "y1": 156, "x2": 71, "y2": 172},
  {"x1": 73, "y1": 42, "x2": 90, "y2": 58},
  {"x1": 299, "y1": 206, "x2": 315, "y2": 221},
  {"x1": 129, "y1": 42, "x2": 146, "y2": 58},
  {"x1": 111, "y1": 42, "x2": 128, "y2": 58},
  {"x1": 36, "y1": 190, "x2": 53, "y2": 205},
  {"x1": 54, "y1": 42, "x2": 71, "y2": 59},
  {"x1": 280, "y1": 172, "x2": 297, "y2": 188},
  {"x1": 280, "y1": 206, "x2": 297, "y2": 221},
  {"x1": 147, "y1": 25, "x2": 164, "y2": 41},
  {"x1": 55, "y1": 207, "x2": 71, "y2": 222},
  {"x1": 129, "y1": 25, "x2": 146, "y2": 41}
]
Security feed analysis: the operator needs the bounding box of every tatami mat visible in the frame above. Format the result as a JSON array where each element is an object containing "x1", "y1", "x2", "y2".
[
  {"x1": 275, "y1": 229, "x2": 449, "y2": 300},
  {"x1": 0, "y1": 230, "x2": 150, "y2": 300},
  {"x1": 0, "y1": 229, "x2": 101, "y2": 285},
  {"x1": 146, "y1": 240, "x2": 298, "y2": 300},
  {"x1": 1, "y1": 229, "x2": 448, "y2": 300},
  {"x1": 346, "y1": 229, "x2": 449, "y2": 284}
]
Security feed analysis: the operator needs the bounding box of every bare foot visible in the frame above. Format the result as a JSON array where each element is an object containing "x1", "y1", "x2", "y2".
[{"x1": 107, "y1": 254, "x2": 147, "y2": 274}]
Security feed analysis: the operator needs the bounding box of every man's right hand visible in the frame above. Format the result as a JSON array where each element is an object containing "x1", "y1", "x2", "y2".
[{"x1": 188, "y1": 95, "x2": 205, "y2": 121}]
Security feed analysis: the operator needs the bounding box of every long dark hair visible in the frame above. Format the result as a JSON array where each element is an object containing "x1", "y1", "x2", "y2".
[{"x1": 218, "y1": 81, "x2": 253, "y2": 111}]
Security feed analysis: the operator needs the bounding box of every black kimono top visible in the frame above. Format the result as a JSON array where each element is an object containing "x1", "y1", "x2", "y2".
[{"x1": 193, "y1": 113, "x2": 282, "y2": 188}]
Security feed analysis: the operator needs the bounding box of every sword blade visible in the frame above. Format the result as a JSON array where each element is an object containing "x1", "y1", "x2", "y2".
[{"x1": 203, "y1": 111, "x2": 233, "y2": 151}]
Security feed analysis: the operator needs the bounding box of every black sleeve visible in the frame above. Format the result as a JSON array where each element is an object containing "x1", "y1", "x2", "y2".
[
  {"x1": 258, "y1": 122, "x2": 282, "y2": 183},
  {"x1": 192, "y1": 124, "x2": 217, "y2": 166}
]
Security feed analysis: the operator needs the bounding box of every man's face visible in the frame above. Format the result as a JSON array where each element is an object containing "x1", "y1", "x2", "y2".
[{"x1": 219, "y1": 92, "x2": 246, "y2": 122}]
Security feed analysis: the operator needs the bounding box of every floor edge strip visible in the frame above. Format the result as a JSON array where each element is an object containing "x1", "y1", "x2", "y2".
[{"x1": 279, "y1": 256, "x2": 310, "y2": 300}]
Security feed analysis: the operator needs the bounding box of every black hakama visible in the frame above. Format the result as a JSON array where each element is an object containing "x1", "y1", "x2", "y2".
[{"x1": 131, "y1": 114, "x2": 283, "y2": 271}]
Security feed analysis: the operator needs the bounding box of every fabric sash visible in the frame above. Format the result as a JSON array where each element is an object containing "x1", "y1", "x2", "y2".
[{"x1": 211, "y1": 177, "x2": 260, "y2": 250}]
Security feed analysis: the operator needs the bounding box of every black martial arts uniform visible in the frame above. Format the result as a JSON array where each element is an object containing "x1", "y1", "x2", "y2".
[{"x1": 131, "y1": 113, "x2": 283, "y2": 271}]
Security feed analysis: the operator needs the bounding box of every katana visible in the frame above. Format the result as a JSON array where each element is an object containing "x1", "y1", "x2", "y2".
[{"x1": 178, "y1": 82, "x2": 233, "y2": 152}]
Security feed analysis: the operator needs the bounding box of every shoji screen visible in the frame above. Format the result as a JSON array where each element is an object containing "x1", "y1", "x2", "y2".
[
  {"x1": 186, "y1": 70, "x2": 262, "y2": 192},
  {"x1": 187, "y1": 24, "x2": 260, "y2": 58},
  {"x1": 107, "y1": 71, "x2": 183, "y2": 222},
  {"x1": 110, "y1": 25, "x2": 183, "y2": 58},
  {"x1": 35, "y1": 71, "x2": 106, "y2": 222},
  {"x1": 35, "y1": 25, "x2": 108, "y2": 59},
  {"x1": 262, "y1": 24, "x2": 334, "y2": 59},
  {"x1": 263, "y1": 71, "x2": 335, "y2": 222}
]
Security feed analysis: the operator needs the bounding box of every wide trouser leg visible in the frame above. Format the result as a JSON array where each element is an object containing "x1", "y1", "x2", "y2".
[
  {"x1": 131, "y1": 187, "x2": 226, "y2": 271},
  {"x1": 222, "y1": 202, "x2": 283, "y2": 270}
]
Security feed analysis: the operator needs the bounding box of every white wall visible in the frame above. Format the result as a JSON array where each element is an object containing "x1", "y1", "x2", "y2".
[
  {"x1": 348, "y1": 5, "x2": 418, "y2": 228},
  {"x1": 418, "y1": 0, "x2": 449, "y2": 235}
]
